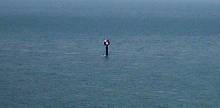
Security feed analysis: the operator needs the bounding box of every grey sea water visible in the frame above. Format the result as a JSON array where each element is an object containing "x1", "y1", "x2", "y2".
[{"x1": 1, "y1": 0, "x2": 220, "y2": 107}]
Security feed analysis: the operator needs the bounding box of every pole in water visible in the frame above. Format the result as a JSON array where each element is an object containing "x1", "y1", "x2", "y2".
[{"x1": 103, "y1": 39, "x2": 110, "y2": 56}]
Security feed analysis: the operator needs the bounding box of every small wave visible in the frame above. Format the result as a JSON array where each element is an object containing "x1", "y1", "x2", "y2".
[{"x1": 64, "y1": 52, "x2": 80, "y2": 55}]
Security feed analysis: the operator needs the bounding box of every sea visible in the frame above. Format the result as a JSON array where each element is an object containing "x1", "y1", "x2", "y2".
[{"x1": 1, "y1": 0, "x2": 220, "y2": 107}]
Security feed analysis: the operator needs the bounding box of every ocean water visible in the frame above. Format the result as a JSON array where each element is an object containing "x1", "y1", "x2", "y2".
[{"x1": 1, "y1": 1, "x2": 220, "y2": 107}]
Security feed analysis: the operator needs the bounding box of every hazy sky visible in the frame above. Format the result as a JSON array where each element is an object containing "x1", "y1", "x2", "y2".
[
  {"x1": 0, "y1": 0, "x2": 219, "y2": 17},
  {"x1": 1, "y1": 0, "x2": 219, "y2": 7}
]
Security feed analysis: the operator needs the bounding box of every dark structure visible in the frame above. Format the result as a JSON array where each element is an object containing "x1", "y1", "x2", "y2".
[{"x1": 103, "y1": 39, "x2": 110, "y2": 56}]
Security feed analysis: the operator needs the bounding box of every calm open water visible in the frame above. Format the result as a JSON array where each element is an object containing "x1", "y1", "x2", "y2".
[{"x1": 1, "y1": 1, "x2": 220, "y2": 107}]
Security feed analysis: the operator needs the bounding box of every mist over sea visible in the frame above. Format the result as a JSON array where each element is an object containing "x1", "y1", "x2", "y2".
[{"x1": 1, "y1": 0, "x2": 220, "y2": 107}]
